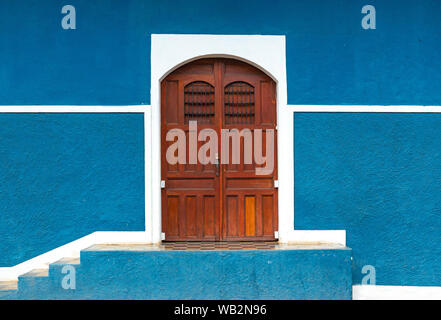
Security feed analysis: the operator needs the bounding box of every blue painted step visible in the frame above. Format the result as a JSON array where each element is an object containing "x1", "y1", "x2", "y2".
[
  {"x1": 1, "y1": 243, "x2": 353, "y2": 300},
  {"x1": 17, "y1": 268, "x2": 50, "y2": 300},
  {"x1": 0, "y1": 280, "x2": 18, "y2": 299}
]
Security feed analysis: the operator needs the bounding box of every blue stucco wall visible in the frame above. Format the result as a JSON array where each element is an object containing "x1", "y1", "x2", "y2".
[
  {"x1": 1, "y1": 0, "x2": 441, "y2": 288},
  {"x1": 0, "y1": 0, "x2": 441, "y2": 105},
  {"x1": 0, "y1": 114, "x2": 145, "y2": 267},
  {"x1": 294, "y1": 113, "x2": 441, "y2": 286}
]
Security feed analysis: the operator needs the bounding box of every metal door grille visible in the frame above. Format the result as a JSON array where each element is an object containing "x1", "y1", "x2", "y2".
[
  {"x1": 184, "y1": 81, "x2": 215, "y2": 124},
  {"x1": 224, "y1": 82, "x2": 255, "y2": 125}
]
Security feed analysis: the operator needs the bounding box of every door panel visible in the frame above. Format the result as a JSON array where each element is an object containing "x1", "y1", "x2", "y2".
[
  {"x1": 221, "y1": 60, "x2": 278, "y2": 241},
  {"x1": 161, "y1": 58, "x2": 277, "y2": 241}
]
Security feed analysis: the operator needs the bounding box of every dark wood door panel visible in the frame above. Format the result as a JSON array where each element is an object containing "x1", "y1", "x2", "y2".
[
  {"x1": 164, "y1": 128, "x2": 217, "y2": 177},
  {"x1": 163, "y1": 191, "x2": 219, "y2": 241},
  {"x1": 161, "y1": 58, "x2": 278, "y2": 242}
]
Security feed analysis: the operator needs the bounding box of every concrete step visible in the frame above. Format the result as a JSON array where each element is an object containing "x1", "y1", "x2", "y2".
[
  {"x1": 78, "y1": 242, "x2": 353, "y2": 299},
  {"x1": 49, "y1": 257, "x2": 81, "y2": 277},
  {"x1": 2, "y1": 243, "x2": 353, "y2": 300},
  {"x1": 52, "y1": 257, "x2": 81, "y2": 265},
  {"x1": 0, "y1": 280, "x2": 18, "y2": 299},
  {"x1": 16, "y1": 268, "x2": 50, "y2": 300},
  {"x1": 20, "y1": 268, "x2": 49, "y2": 278},
  {"x1": 0, "y1": 280, "x2": 17, "y2": 291}
]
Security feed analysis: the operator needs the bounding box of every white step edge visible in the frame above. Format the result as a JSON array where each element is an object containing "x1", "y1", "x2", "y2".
[
  {"x1": 0, "y1": 229, "x2": 345, "y2": 281},
  {"x1": 280, "y1": 230, "x2": 346, "y2": 246},
  {"x1": 0, "y1": 231, "x2": 148, "y2": 281}
]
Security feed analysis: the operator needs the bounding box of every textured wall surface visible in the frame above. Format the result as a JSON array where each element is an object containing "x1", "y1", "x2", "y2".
[
  {"x1": 295, "y1": 113, "x2": 441, "y2": 286},
  {"x1": 0, "y1": 0, "x2": 440, "y2": 105},
  {"x1": 1, "y1": 0, "x2": 441, "y2": 289},
  {"x1": 0, "y1": 114, "x2": 145, "y2": 267},
  {"x1": 3, "y1": 247, "x2": 353, "y2": 300}
]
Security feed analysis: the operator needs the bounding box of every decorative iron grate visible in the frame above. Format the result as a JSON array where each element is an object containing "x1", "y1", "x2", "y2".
[
  {"x1": 224, "y1": 81, "x2": 255, "y2": 125},
  {"x1": 184, "y1": 81, "x2": 215, "y2": 124}
]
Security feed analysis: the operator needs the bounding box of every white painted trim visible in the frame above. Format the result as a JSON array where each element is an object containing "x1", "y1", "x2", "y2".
[
  {"x1": 285, "y1": 103, "x2": 441, "y2": 244},
  {"x1": 0, "y1": 104, "x2": 440, "y2": 114},
  {"x1": 277, "y1": 103, "x2": 441, "y2": 245},
  {"x1": 353, "y1": 285, "x2": 441, "y2": 300},
  {"x1": 145, "y1": 107, "x2": 154, "y2": 243},
  {"x1": 5, "y1": 36, "x2": 441, "y2": 284},
  {"x1": 1, "y1": 100, "x2": 440, "y2": 285},
  {"x1": 284, "y1": 230, "x2": 346, "y2": 245},
  {"x1": 0, "y1": 106, "x2": 147, "y2": 113},
  {"x1": 150, "y1": 34, "x2": 344, "y2": 245},
  {"x1": 150, "y1": 34, "x2": 290, "y2": 243},
  {"x1": 289, "y1": 105, "x2": 441, "y2": 113},
  {"x1": 0, "y1": 231, "x2": 148, "y2": 281}
]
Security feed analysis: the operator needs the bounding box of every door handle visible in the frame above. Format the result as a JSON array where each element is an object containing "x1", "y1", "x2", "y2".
[{"x1": 215, "y1": 153, "x2": 219, "y2": 177}]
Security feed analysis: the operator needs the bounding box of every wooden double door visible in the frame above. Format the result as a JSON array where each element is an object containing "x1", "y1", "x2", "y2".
[{"x1": 161, "y1": 58, "x2": 278, "y2": 241}]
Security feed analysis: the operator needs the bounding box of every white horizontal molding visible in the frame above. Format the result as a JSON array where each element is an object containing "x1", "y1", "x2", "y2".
[
  {"x1": 290, "y1": 105, "x2": 441, "y2": 113},
  {"x1": 281, "y1": 230, "x2": 346, "y2": 246},
  {"x1": 353, "y1": 284, "x2": 441, "y2": 300},
  {"x1": 0, "y1": 231, "x2": 148, "y2": 281},
  {"x1": 1, "y1": 105, "x2": 441, "y2": 113},
  {"x1": 0, "y1": 105, "x2": 149, "y2": 113}
]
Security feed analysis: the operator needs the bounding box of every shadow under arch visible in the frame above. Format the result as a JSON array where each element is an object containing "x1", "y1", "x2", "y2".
[{"x1": 159, "y1": 54, "x2": 279, "y2": 84}]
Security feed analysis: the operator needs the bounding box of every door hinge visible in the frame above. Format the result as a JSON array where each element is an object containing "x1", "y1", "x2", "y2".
[
  {"x1": 274, "y1": 231, "x2": 279, "y2": 239},
  {"x1": 161, "y1": 232, "x2": 165, "y2": 240},
  {"x1": 161, "y1": 180, "x2": 166, "y2": 189},
  {"x1": 274, "y1": 180, "x2": 279, "y2": 188}
]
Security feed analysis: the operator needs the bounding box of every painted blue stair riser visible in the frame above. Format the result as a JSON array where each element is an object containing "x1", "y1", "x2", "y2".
[{"x1": 2, "y1": 248, "x2": 352, "y2": 300}]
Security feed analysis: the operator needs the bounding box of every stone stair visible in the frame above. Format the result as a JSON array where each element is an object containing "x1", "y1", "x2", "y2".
[
  {"x1": 0, "y1": 243, "x2": 353, "y2": 300},
  {"x1": 0, "y1": 280, "x2": 18, "y2": 299}
]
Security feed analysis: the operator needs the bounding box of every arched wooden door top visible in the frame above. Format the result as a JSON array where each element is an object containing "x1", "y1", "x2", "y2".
[
  {"x1": 164, "y1": 58, "x2": 274, "y2": 81},
  {"x1": 161, "y1": 58, "x2": 278, "y2": 242}
]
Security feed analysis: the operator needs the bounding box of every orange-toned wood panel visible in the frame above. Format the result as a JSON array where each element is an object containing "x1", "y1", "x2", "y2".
[{"x1": 245, "y1": 196, "x2": 256, "y2": 236}]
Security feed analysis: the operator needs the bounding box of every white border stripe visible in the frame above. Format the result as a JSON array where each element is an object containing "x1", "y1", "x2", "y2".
[
  {"x1": 1, "y1": 105, "x2": 441, "y2": 113},
  {"x1": 149, "y1": 34, "x2": 346, "y2": 246},
  {"x1": 0, "y1": 106, "x2": 147, "y2": 113},
  {"x1": 353, "y1": 285, "x2": 441, "y2": 300},
  {"x1": 0, "y1": 105, "x2": 441, "y2": 113},
  {"x1": 290, "y1": 105, "x2": 441, "y2": 112},
  {"x1": 144, "y1": 108, "x2": 154, "y2": 243},
  {"x1": 285, "y1": 230, "x2": 346, "y2": 245}
]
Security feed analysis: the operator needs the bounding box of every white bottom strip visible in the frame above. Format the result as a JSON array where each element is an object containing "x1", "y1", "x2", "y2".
[
  {"x1": 280, "y1": 230, "x2": 346, "y2": 246},
  {"x1": 353, "y1": 285, "x2": 441, "y2": 300}
]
